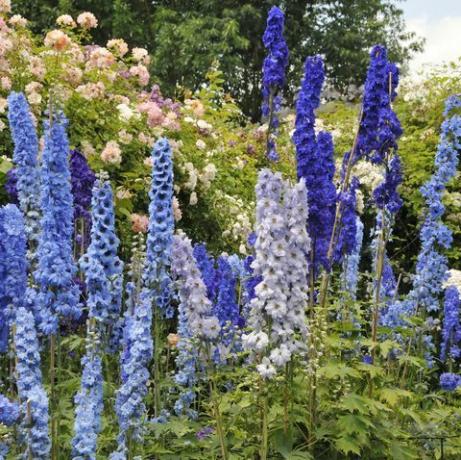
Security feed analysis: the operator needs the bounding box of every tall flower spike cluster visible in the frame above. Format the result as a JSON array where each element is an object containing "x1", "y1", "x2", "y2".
[
  {"x1": 35, "y1": 113, "x2": 81, "y2": 334},
  {"x1": 341, "y1": 216, "x2": 364, "y2": 300},
  {"x1": 79, "y1": 174, "x2": 123, "y2": 347},
  {"x1": 354, "y1": 45, "x2": 389, "y2": 163},
  {"x1": 173, "y1": 291, "x2": 198, "y2": 418},
  {"x1": 6, "y1": 92, "x2": 41, "y2": 264},
  {"x1": 440, "y1": 286, "x2": 461, "y2": 362},
  {"x1": 243, "y1": 169, "x2": 310, "y2": 378},
  {"x1": 71, "y1": 327, "x2": 103, "y2": 460},
  {"x1": 410, "y1": 97, "x2": 461, "y2": 313},
  {"x1": 172, "y1": 232, "x2": 220, "y2": 340},
  {"x1": 143, "y1": 138, "x2": 174, "y2": 318},
  {"x1": 171, "y1": 232, "x2": 220, "y2": 417},
  {"x1": 381, "y1": 96, "x2": 461, "y2": 328},
  {"x1": 261, "y1": 5, "x2": 289, "y2": 161},
  {"x1": 293, "y1": 56, "x2": 336, "y2": 275},
  {"x1": 334, "y1": 177, "x2": 360, "y2": 263},
  {"x1": 70, "y1": 150, "x2": 96, "y2": 253},
  {"x1": 15, "y1": 307, "x2": 51, "y2": 459},
  {"x1": 112, "y1": 282, "x2": 153, "y2": 456},
  {"x1": 0, "y1": 205, "x2": 28, "y2": 352},
  {"x1": 193, "y1": 243, "x2": 219, "y2": 301}
]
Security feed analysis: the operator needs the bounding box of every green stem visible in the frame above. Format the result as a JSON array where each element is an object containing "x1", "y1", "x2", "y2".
[
  {"x1": 259, "y1": 377, "x2": 268, "y2": 460},
  {"x1": 50, "y1": 334, "x2": 57, "y2": 460}
]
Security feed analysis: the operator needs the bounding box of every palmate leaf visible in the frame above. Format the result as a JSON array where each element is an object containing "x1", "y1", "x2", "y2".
[
  {"x1": 378, "y1": 388, "x2": 413, "y2": 407},
  {"x1": 337, "y1": 414, "x2": 375, "y2": 435},
  {"x1": 318, "y1": 362, "x2": 360, "y2": 379},
  {"x1": 335, "y1": 434, "x2": 362, "y2": 456}
]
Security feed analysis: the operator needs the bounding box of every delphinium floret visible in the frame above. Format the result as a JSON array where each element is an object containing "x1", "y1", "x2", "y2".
[
  {"x1": 6, "y1": 92, "x2": 41, "y2": 264},
  {"x1": 440, "y1": 372, "x2": 461, "y2": 391},
  {"x1": 15, "y1": 306, "x2": 51, "y2": 459},
  {"x1": 112, "y1": 281, "x2": 153, "y2": 456},
  {"x1": 35, "y1": 112, "x2": 81, "y2": 335},
  {"x1": 79, "y1": 174, "x2": 123, "y2": 348},
  {"x1": 0, "y1": 204, "x2": 28, "y2": 352},
  {"x1": 71, "y1": 327, "x2": 103, "y2": 460},
  {"x1": 70, "y1": 150, "x2": 96, "y2": 253},
  {"x1": 440, "y1": 286, "x2": 461, "y2": 362},
  {"x1": 261, "y1": 6, "x2": 289, "y2": 161},
  {"x1": 341, "y1": 216, "x2": 364, "y2": 300},
  {"x1": 0, "y1": 395, "x2": 19, "y2": 426},
  {"x1": 293, "y1": 56, "x2": 336, "y2": 275},
  {"x1": 171, "y1": 232, "x2": 221, "y2": 416},
  {"x1": 142, "y1": 138, "x2": 174, "y2": 318},
  {"x1": 193, "y1": 243, "x2": 218, "y2": 302},
  {"x1": 381, "y1": 96, "x2": 461, "y2": 342},
  {"x1": 243, "y1": 169, "x2": 310, "y2": 377}
]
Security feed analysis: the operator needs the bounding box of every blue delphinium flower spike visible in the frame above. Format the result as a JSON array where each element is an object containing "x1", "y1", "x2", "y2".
[
  {"x1": 7, "y1": 92, "x2": 41, "y2": 264},
  {"x1": 35, "y1": 113, "x2": 81, "y2": 335}
]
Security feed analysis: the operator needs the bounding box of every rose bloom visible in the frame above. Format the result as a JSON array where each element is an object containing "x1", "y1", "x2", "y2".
[
  {"x1": 86, "y1": 47, "x2": 115, "y2": 69},
  {"x1": 77, "y1": 12, "x2": 98, "y2": 29},
  {"x1": 107, "y1": 38, "x2": 128, "y2": 57},
  {"x1": 189, "y1": 191, "x2": 198, "y2": 206},
  {"x1": 0, "y1": 0, "x2": 11, "y2": 13},
  {"x1": 0, "y1": 38, "x2": 12, "y2": 57},
  {"x1": 76, "y1": 82, "x2": 105, "y2": 100},
  {"x1": 196, "y1": 139, "x2": 206, "y2": 150},
  {"x1": 28, "y1": 57, "x2": 46, "y2": 80},
  {"x1": 9, "y1": 15, "x2": 27, "y2": 27},
  {"x1": 132, "y1": 47, "x2": 149, "y2": 63},
  {"x1": 56, "y1": 14, "x2": 76, "y2": 28},
  {"x1": 65, "y1": 67, "x2": 83, "y2": 85},
  {"x1": 1, "y1": 76, "x2": 11, "y2": 91},
  {"x1": 25, "y1": 82, "x2": 43, "y2": 94},
  {"x1": 44, "y1": 30, "x2": 71, "y2": 51},
  {"x1": 185, "y1": 99, "x2": 205, "y2": 118},
  {"x1": 130, "y1": 213, "x2": 149, "y2": 233},
  {"x1": 101, "y1": 140, "x2": 122, "y2": 165},
  {"x1": 172, "y1": 196, "x2": 182, "y2": 221},
  {"x1": 0, "y1": 97, "x2": 7, "y2": 113},
  {"x1": 138, "y1": 101, "x2": 164, "y2": 127},
  {"x1": 27, "y1": 92, "x2": 42, "y2": 105},
  {"x1": 118, "y1": 129, "x2": 133, "y2": 145},
  {"x1": 129, "y1": 64, "x2": 150, "y2": 86},
  {"x1": 167, "y1": 333, "x2": 179, "y2": 348}
]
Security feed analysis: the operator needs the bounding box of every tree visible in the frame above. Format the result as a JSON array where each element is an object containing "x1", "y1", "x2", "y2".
[{"x1": 13, "y1": 0, "x2": 423, "y2": 119}]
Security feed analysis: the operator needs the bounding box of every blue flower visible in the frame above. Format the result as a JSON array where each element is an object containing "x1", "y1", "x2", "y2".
[
  {"x1": 143, "y1": 138, "x2": 174, "y2": 319},
  {"x1": 79, "y1": 177, "x2": 123, "y2": 349},
  {"x1": 0, "y1": 204, "x2": 28, "y2": 352},
  {"x1": 6, "y1": 92, "x2": 41, "y2": 264},
  {"x1": 113, "y1": 283, "x2": 153, "y2": 452},
  {"x1": 440, "y1": 286, "x2": 461, "y2": 362},
  {"x1": 440, "y1": 372, "x2": 461, "y2": 391},
  {"x1": 71, "y1": 341, "x2": 103, "y2": 460},
  {"x1": 341, "y1": 216, "x2": 364, "y2": 300},
  {"x1": 335, "y1": 177, "x2": 360, "y2": 263},
  {"x1": 15, "y1": 306, "x2": 51, "y2": 458},
  {"x1": 0, "y1": 395, "x2": 19, "y2": 426},
  {"x1": 261, "y1": 6, "x2": 289, "y2": 161},
  {"x1": 35, "y1": 113, "x2": 81, "y2": 335},
  {"x1": 193, "y1": 243, "x2": 218, "y2": 302},
  {"x1": 293, "y1": 56, "x2": 336, "y2": 275}
]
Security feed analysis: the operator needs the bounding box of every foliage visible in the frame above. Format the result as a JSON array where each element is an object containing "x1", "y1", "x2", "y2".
[{"x1": 12, "y1": 0, "x2": 423, "y2": 119}]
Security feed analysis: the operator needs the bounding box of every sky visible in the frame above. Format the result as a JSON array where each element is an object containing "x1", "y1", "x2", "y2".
[{"x1": 402, "y1": 0, "x2": 461, "y2": 72}]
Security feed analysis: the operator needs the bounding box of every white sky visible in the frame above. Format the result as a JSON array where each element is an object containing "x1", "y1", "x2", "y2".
[{"x1": 403, "y1": 0, "x2": 461, "y2": 72}]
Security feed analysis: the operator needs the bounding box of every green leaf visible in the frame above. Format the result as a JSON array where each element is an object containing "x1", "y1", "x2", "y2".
[{"x1": 335, "y1": 435, "x2": 362, "y2": 456}]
